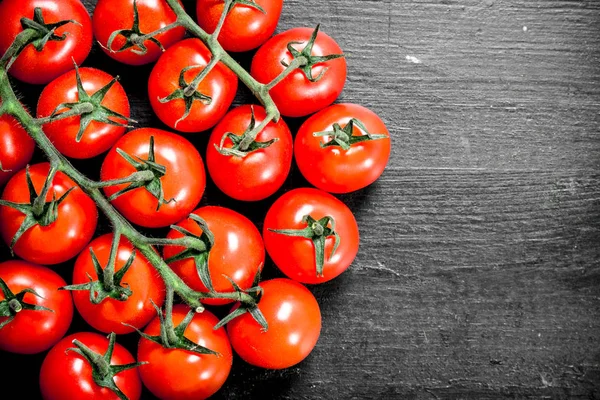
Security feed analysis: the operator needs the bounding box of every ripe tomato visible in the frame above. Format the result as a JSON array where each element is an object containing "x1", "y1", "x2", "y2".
[
  {"x1": 263, "y1": 188, "x2": 359, "y2": 284},
  {"x1": 206, "y1": 105, "x2": 293, "y2": 201},
  {"x1": 227, "y1": 278, "x2": 321, "y2": 369},
  {"x1": 0, "y1": 113, "x2": 34, "y2": 187},
  {"x1": 93, "y1": 0, "x2": 186, "y2": 65},
  {"x1": 0, "y1": 0, "x2": 92, "y2": 85},
  {"x1": 40, "y1": 332, "x2": 142, "y2": 400},
  {"x1": 138, "y1": 305, "x2": 232, "y2": 400},
  {"x1": 0, "y1": 260, "x2": 73, "y2": 354},
  {"x1": 36, "y1": 67, "x2": 131, "y2": 159},
  {"x1": 295, "y1": 103, "x2": 391, "y2": 193},
  {"x1": 149, "y1": 38, "x2": 238, "y2": 133},
  {"x1": 0, "y1": 163, "x2": 98, "y2": 265},
  {"x1": 251, "y1": 26, "x2": 346, "y2": 117},
  {"x1": 101, "y1": 128, "x2": 205, "y2": 228},
  {"x1": 163, "y1": 206, "x2": 264, "y2": 306},
  {"x1": 196, "y1": 0, "x2": 282, "y2": 53},
  {"x1": 71, "y1": 234, "x2": 165, "y2": 334}
]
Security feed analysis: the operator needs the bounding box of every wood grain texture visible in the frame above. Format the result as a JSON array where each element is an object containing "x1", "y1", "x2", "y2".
[{"x1": 1, "y1": 0, "x2": 599, "y2": 398}]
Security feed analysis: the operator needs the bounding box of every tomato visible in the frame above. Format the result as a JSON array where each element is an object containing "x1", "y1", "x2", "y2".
[
  {"x1": 206, "y1": 105, "x2": 293, "y2": 201},
  {"x1": 0, "y1": 0, "x2": 92, "y2": 85},
  {"x1": 101, "y1": 128, "x2": 205, "y2": 228},
  {"x1": 93, "y1": 0, "x2": 186, "y2": 65},
  {"x1": 40, "y1": 332, "x2": 142, "y2": 400},
  {"x1": 0, "y1": 163, "x2": 98, "y2": 265},
  {"x1": 227, "y1": 278, "x2": 321, "y2": 369},
  {"x1": 36, "y1": 67, "x2": 131, "y2": 159},
  {"x1": 71, "y1": 233, "x2": 165, "y2": 334},
  {"x1": 148, "y1": 38, "x2": 238, "y2": 133},
  {"x1": 196, "y1": 0, "x2": 282, "y2": 53},
  {"x1": 251, "y1": 26, "x2": 346, "y2": 117},
  {"x1": 0, "y1": 113, "x2": 34, "y2": 187},
  {"x1": 0, "y1": 260, "x2": 72, "y2": 354},
  {"x1": 163, "y1": 206, "x2": 264, "y2": 306},
  {"x1": 263, "y1": 188, "x2": 359, "y2": 284},
  {"x1": 295, "y1": 103, "x2": 391, "y2": 193},
  {"x1": 138, "y1": 305, "x2": 232, "y2": 400}
]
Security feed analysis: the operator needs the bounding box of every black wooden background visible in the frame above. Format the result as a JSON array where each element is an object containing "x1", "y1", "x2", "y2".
[{"x1": 1, "y1": 0, "x2": 600, "y2": 398}]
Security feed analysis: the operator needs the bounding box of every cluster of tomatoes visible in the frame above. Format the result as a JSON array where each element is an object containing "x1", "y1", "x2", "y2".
[{"x1": 0, "y1": 0, "x2": 391, "y2": 399}]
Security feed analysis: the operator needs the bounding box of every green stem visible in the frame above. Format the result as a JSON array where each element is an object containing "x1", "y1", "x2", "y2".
[
  {"x1": 135, "y1": 21, "x2": 181, "y2": 43},
  {"x1": 35, "y1": 102, "x2": 95, "y2": 125}
]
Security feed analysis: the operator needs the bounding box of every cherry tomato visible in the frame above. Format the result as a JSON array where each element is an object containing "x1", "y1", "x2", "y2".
[
  {"x1": 163, "y1": 206, "x2": 264, "y2": 306},
  {"x1": 36, "y1": 67, "x2": 131, "y2": 159},
  {"x1": 40, "y1": 332, "x2": 142, "y2": 400},
  {"x1": 101, "y1": 128, "x2": 205, "y2": 228},
  {"x1": 138, "y1": 305, "x2": 232, "y2": 400},
  {"x1": 0, "y1": 113, "x2": 34, "y2": 187},
  {"x1": 295, "y1": 103, "x2": 391, "y2": 193},
  {"x1": 0, "y1": 260, "x2": 73, "y2": 354},
  {"x1": 0, "y1": 163, "x2": 98, "y2": 265},
  {"x1": 0, "y1": 0, "x2": 92, "y2": 85},
  {"x1": 206, "y1": 105, "x2": 293, "y2": 201},
  {"x1": 71, "y1": 234, "x2": 165, "y2": 334},
  {"x1": 251, "y1": 27, "x2": 346, "y2": 117},
  {"x1": 227, "y1": 278, "x2": 321, "y2": 369},
  {"x1": 196, "y1": 0, "x2": 282, "y2": 53},
  {"x1": 93, "y1": 0, "x2": 186, "y2": 65},
  {"x1": 149, "y1": 38, "x2": 238, "y2": 133},
  {"x1": 263, "y1": 188, "x2": 359, "y2": 284}
]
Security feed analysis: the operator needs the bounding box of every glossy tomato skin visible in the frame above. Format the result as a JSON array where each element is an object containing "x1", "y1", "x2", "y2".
[
  {"x1": 101, "y1": 128, "x2": 205, "y2": 228},
  {"x1": 0, "y1": 0, "x2": 92, "y2": 84},
  {"x1": 196, "y1": 0, "x2": 282, "y2": 53},
  {"x1": 0, "y1": 163, "x2": 98, "y2": 265},
  {"x1": 138, "y1": 305, "x2": 232, "y2": 400},
  {"x1": 263, "y1": 188, "x2": 359, "y2": 284},
  {"x1": 94, "y1": 0, "x2": 186, "y2": 65},
  {"x1": 40, "y1": 332, "x2": 142, "y2": 400},
  {"x1": 149, "y1": 38, "x2": 238, "y2": 133},
  {"x1": 164, "y1": 206, "x2": 264, "y2": 305},
  {"x1": 72, "y1": 234, "x2": 166, "y2": 334},
  {"x1": 206, "y1": 105, "x2": 293, "y2": 201},
  {"x1": 227, "y1": 278, "x2": 321, "y2": 369},
  {"x1": 0, "y1": 260, "x2": 73, "y2": 354},
  {"x1": 37, "y1": 68, "x2": 131, "y2": 159},
  {"x1": 251, "y1": 27, "x2": 346, "y2": 117},
  {"x1": 295, "y1": 103, "x2": 391, "y2": 193},
  {"x1": 0, "y1": 113, "x2": 35, "y2": 186}
]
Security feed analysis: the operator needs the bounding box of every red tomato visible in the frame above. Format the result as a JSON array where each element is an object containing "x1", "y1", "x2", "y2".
[
  {"x1": 0, "y1": 163, "x2": 98, "y2": 265},
  {"x1": 0, "y1": 113, "x2": 34, "y2": 187},
  {"x1": 93, "y1": 0, "x2": 186, "y2": 65},
  {"x1": 295, "y1": 103, "x2": 391, "y2": 193},
  {"x1": 101, "y1": 128, "x2": 205, "y2": 228},
  {"x1": 263, "y1": 188, "x2": 359, "y2": 284},
  {"x1": 206, "y1": 105, "x2": 293, "y2": 201},
  {"x1": 138, "y1": 305, "x2": 232, "y2": 400},
  {"x1": 251, "y1": 27, "x2": 346, "y2": 117},
  {"x1": 148, "y1": 38, "x2": 238, "y2": 133},
  {"x1": 72, "y1": 234, "x2": 165, "y2": 334},
  {"x1": 163, "y1": 206, "x2": 264, "y2": 305},
  {"x1": 196, "y1": 0, "x2": 282, "y2": 53},
  {"x1": 36, "y1": 67, "x2": 131, "y2": 159},
  {"x1": 227, "y1": 278, "x2": 321, "y2": 369},
  {"x1": 40, "y1": 332, "x2": 142, "y2": 400},
  {"x1": 0, "y1": 0, "x2": 92, "y2": 84},
  {"x1": 0, "y1": 260, "x2": 73, "y2": 354}
]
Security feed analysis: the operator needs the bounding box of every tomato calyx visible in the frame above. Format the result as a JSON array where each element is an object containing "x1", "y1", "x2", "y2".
[
  {"x1": 0, "y1": 276, "x2": 53, "y2": 330},
  {"x1": 67, "y1": 332, "x2": 146, "y2": 400},
  {"x1": 314, "y1": 118, "x2": 389, "y2": 151},
  {"x1": 269, "y1": 214, "x2": 341, "y2": 276},
  {"x1": 281, "y1": 24, "x2": 344, "y2": 83},
  {"x1": 227, "y1": 0, "x2": 266, "y2": 15},
  {"x1": 214, "y1": 270, "x2": 268, "y2": 331},
  {"x1": 214, "y1": 105, "x2": 278, "y2": 157}
]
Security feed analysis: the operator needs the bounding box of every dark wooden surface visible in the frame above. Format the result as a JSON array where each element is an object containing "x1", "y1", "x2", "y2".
[{"x1": 2, "y1": 0, "x2": 600, "y2": 398}]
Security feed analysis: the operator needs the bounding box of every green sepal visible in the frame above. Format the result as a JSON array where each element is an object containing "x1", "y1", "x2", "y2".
[
  {"x1": 227, "y1": 0, "x2": 266, "y2": 14},
  {"x1": 0, "y1": 162, "x2": 10, "y2": 173},
  {"x1": 314, "y1": 118, "x2": 388, "y2": 151},
  {"x1": 0, "y1": 276, "x2": 53, "y2": 330}
]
